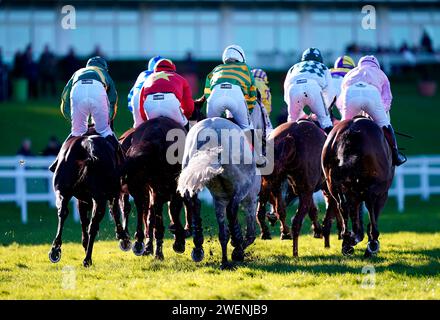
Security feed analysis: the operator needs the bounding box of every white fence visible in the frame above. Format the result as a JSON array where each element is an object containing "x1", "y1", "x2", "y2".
[{"x1": 1, "y1": 155, "x2": 440, "y2": 224}]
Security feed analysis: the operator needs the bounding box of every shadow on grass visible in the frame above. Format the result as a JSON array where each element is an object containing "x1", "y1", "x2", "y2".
[{"x1": 242, "y1": 248, "x2": 440, "y2": 277}]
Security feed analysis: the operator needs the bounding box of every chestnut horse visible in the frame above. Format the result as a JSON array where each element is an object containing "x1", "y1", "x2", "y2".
[
  {"x1": 322, "y1": 117, "x2": 394, "y2": 257},
  {"x1": 257, "y1": 120, "x2": 341, "y2": 257}
]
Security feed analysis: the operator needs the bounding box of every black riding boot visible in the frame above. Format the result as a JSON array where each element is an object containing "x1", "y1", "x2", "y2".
[
  {"x1": 382, "y1": 125, "x2": 407, "y2": 166},
  {"x1": 105, "y1": 134, "x2": 125, "y2": 167},
  {"x1": 323, "y1": 126, "x2": 333, "y2": 135},
  {"x1": 244, "y1": 129, "x2": 266, "y2": 168},
  {"x1": 49, "y1": 134, "x2": 74, "y2": 172},
  {"x1": 184, "y1": 122, "x2": 190, "y2": 132}
]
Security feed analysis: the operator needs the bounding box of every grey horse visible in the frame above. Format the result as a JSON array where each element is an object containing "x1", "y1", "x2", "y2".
[{"x1": 177, "y1": 117, "x2": 261, "y2": 270}]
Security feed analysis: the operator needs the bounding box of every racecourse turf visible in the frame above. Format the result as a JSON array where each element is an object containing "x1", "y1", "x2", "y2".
[{"x1": 0, "y1": 196, "x2": 439, "y2": 299}]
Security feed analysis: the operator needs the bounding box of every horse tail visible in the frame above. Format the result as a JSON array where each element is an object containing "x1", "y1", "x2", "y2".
[
  {"x1": 337, "y1": 125, "x2": 362, "y2": 168},
  {"x1": 78, "y1": 137, "x2": 101, "y2": 183},
  {"x1": 177, "y1": 147, "x2": 224, "y2": 197}
]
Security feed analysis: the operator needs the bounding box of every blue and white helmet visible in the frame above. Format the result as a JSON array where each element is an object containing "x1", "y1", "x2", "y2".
[
  {"x1": 222, "y1": 45, "x2": 246, "y2": 63},
  {"x1": 148, "y1": 55, "x2": 163, "y2": 71}
]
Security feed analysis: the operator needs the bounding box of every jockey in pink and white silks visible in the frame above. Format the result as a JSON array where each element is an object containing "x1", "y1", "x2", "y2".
[
  {"x1": 284, "y1": 48, "x2": 336, "y2": 134},
  {"x1": 336, "y1": 55, "x2": 407, "y2": 166}
]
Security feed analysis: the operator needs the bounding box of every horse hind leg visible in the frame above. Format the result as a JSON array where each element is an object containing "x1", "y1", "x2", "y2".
[
  {"x1": 226, "y1": 196, "x2": 245, "y2": 263},
  {"x1": 214, "y1": 200, "x2": 232, "y2": 270},
  {"x1": 291, "y1": 193, "x2": 312, "y2": 257},
  {"x1": 256, "y1": 196, "x2": 271, "y2": 240},
  {"x1": 364, "y1": 194, "x2": 386, "y2": 258},
  {"x1": 241, "y1": 192, "x2": 258, "y2": 249},
  {"x1": 110, "y1": 197, "x2": 131, "y2": 252},
  {"x1": 184, "y1": 194, "x2": 204, "y2": 263},
  {"x1": 78, "y1": 200, "x2": 92, "y2": 251},
  {"x1": 49, "y1": 191, "x2": 72, "y2": 263},
  {"x1": 83, "y1": 198, "x2": 107, "y2": 267},
  {"x1": 131, "y1": 192, "x2": 148, "y2": 256},
  {"x1": 169, "y1": 194, "x2": 186, "y2": 254},
  {"x1": 308, "y1": 201, "x2": 323, "y2": 239},
  {"x1": 152, "y1": 198, "x2": 166, "y2": 260}
]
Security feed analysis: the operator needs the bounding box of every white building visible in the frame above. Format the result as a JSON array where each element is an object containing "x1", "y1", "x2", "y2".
[{"x1": 0, "y1": 0, "x2": 439, "y2": 68}]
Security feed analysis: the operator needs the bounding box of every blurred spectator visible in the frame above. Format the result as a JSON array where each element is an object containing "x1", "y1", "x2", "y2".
[
  {"x1": 0, "y1": 47, "x2": 9, "y2": 101},
  {"x1": 41, "y1": 136, "x2": 61, "y2": 156},
  {"x1": 182, "y1": 51, "x2": 199, "y2": 95},
  {"x1": 38, "y1": 45, "x2": 57, "y2": 97},
  {"x1": 23, "y1": 44, "x2": 39, "y2": 99},
  {"x1": 421, "y1": 29, "x2": 433, "y2": 53},
  {"x1": 12, "y1": 50, "x2": 25, "y2": 78},
  {"x1": 91, "y1": 45, "x2": 105, "y2": 59},
  {"x1": 17, "y1": 139, "x2": 34, "y2": 156},
  {"x1": 60, "y1": 47, "x2": 80, "y2": 81}
]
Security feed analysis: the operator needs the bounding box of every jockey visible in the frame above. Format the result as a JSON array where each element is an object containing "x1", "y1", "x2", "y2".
[
  {"x1": 251, "y1": 68, "x2": 274, "y2": 134},
  {"x1": 139, "y1": 58, "x2": 194, "y2": 129},
  {"x1": 204, "y1": 45, "x2": 266, "y2": 166},
  {"x1": 337, "y1": 55, "x2": 406, "y2": 166},
  {"x1": 128, "y1": 55, "x2": 163, "y2": 128},
  {"x1": 284, "y1": 47, "x2": 336, "y2": 134},
  {"x1": 49, "y1": 56, "x2": 120, "y2": 172},
  {"x1": 204, "y1": 45, "x2": 257, "y2": 130},
  {"x1": 330, "y1": 55, "x2": 356, "y2": 101}
]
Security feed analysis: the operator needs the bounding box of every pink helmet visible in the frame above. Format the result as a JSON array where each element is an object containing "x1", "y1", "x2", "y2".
[{"x1": 358, "y1": 55, "x2": 381, "y2": 69}]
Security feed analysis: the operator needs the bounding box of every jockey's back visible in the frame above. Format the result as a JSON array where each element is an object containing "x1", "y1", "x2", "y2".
[
  {"x1": 140, "y1": 59, "x2": 194, "y2": 120},
  {"x1": 204, "y1": 62, "x2": 257, "y2": 109},
  {"x1": 285, "y1": 60, "x2": 332, "y2": 90},
  {"x1": 341, "y1": 59, "x2": 392, "y2": 111}
]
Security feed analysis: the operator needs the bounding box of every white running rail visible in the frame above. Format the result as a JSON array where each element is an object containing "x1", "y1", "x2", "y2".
[{"x1": 1, "y1": 155, "x2": 440, "y2": 223}]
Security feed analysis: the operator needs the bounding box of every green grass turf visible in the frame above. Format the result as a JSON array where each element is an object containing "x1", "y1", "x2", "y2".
[
  {"x1": 0, "y1": 196, "x2": 439, "y2": 299},
  {"x1": 1, "y1": 80, "x2": 439, "y2": 155}
]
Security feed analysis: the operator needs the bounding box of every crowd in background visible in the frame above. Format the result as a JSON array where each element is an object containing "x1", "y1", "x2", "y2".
[{"x1": 0, "y1": 44, "x2": 107, "y2": 102}]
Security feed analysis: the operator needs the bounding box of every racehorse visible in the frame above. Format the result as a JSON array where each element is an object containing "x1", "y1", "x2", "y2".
[
  {"x1": 48, "y1": 127, "x2": 124, "y2": 267},
  {"x1": 117, "y1": 98, "x2": 205, "y2": 254},
  {"x1": 123, "y1": 117, "x2": 192, "y2": 259},
  {"x1": 177, "y1": 117, "x2": 260, "y2": 269},
  {"x1": 256, "y1": 120, "x2": 340, "y2": 257},
  {"x1": 322, "y1": 117, "x2": 395, "y2": 257}
]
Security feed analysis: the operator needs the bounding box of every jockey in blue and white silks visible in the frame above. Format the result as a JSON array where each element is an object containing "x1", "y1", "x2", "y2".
[{"x1": 127, "y1": 55, "x2": 163, "y2": 128}]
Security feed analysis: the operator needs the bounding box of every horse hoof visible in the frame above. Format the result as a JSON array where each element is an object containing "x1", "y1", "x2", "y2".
[
  {"x1": 191, "y1": 247, "x2": 205, "y2": 262},
  {"x1": 155, "y1": 251, "x2": 164, "y2": 261},
  {"x1": 119, "y1": 239, "x2": 132, "y2": 252},
  {"x1": 260, "y1": 232, "x2": 272, "y2": 240},
  {"x1": 342, "y1": 246, "x2": 354, "y2": 256},
  {"x1": 173, "y1": 241, "x2": 186, "y2": 254},
  {"x1": 280, "y1": 233, "x2": 292, "y2": 240},
  {"x1": 48, "y1": 247, "x2": 61, "y2": 263},
  {"x1": 83, "y1": 259, "x2": 92, "y2": 267},
  {"x1": 366, "y1": 240, "x2": 380, "y2": 256},
  {"x1": 313, "y1": 230, "x2": 323, "y2": 239},
  {"x1": 132, "y1": 241, "x2": 145, "y2": 256},
  {"x1": 231, "y1": 247, "x2": 245, "y2": 262},
  {"x1": 220, "y1": 262, "x2": 236, "y2": 271},
  {"x1": 184, "y1": 229, "x2": 192, "y2": 239},
  {"x1": 143, "y1": 242, "x2": 154, "y2": 256}
]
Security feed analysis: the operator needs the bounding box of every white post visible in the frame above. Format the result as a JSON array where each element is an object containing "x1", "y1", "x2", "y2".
[
  {"x1": 17, "y1": 159, "x2": 27, "y2": 223},
  {"x1": 395, "y1": 167, "x2": 405, "y2": 213},
  {"x1": 421, "y1": 158, "x2": 430, "y2": 201}
]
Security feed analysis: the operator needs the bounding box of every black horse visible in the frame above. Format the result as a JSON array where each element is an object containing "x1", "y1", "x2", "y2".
[{"x1": 48, "y1": 128, "x2": 125, "y2": 267}]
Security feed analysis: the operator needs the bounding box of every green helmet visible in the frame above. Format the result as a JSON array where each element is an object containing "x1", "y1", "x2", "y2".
[
  {"x1": 301, "y1": 48, "x2": 323, "y2": 63},
  {"x1": 86, "y1": 56, "x2": 108, "y2": 71}
]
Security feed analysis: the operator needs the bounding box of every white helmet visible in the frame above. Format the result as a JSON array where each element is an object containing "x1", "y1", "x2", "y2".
[{"x1": 222, "y1": 45, "x2": 246, "y2": 63}]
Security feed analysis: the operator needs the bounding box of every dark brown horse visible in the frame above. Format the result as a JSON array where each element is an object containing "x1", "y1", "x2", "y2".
[
  {"x1": 48, "y1": 128, "x2": 124, "y2": 267},
  {"x1": 322, "y1": 117, "x2": 395, "y2": 257},
  {"x1": 124, "y1": 117, "x2": 201, "y2": 259},
  {"x1": 257, "y1": 120, "x2": 340, "y2": 257},
  {"x1": 116, "y1": 98, "x2": 205, "y2": 254}
]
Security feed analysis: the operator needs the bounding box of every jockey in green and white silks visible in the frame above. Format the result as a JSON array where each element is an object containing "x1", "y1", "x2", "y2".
[
  {"x1": 61, "y1": 56, "x2": 118, "y2": 138},
  {"x1": 284, "y1": 48, "x2": 336, "y2": 133}
]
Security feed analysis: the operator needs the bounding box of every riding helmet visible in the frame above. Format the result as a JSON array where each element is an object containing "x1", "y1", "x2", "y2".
[
  {"x1": 301, "y1": 48, "x2": 323, "y2": 63},
  {"x1": 86, "y1": 56, "x2": 108, "y2": 71},
  {"x1": 222, "y1": 45, "x2": 246, "y2": 64}
]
